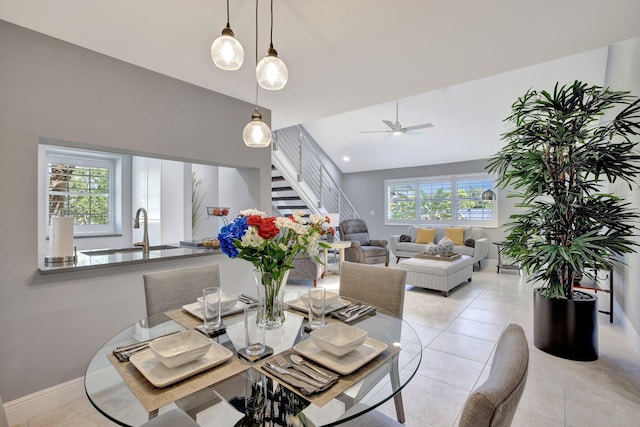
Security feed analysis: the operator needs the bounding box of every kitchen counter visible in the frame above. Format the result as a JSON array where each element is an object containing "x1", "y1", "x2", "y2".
[{"x1": 37, "y1": 244, "x2": 222, "y2": 275}]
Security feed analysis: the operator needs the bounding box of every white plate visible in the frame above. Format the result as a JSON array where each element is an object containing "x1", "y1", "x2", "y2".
[
  {"x1": 292, "y1": 336, "x2": 388, "y2": 375},
  {"x1": 182, "y1": 300, "x2": 246, "y2": 320},
  {"x1": 130, "y1": 341, "x2": 233, "y2": 387},
  {"x1": 286, "y1": 297, "x2": 351, "y2": 314}
]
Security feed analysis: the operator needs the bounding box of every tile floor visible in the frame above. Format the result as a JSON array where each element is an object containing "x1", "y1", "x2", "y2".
[{"x1": 11, "y1": 265, "x2": 640, "y2": 426}]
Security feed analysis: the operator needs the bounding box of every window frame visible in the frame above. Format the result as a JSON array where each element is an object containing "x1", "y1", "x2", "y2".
[
  {"x1": 385, "y1": 173, "x2": 498, "y2": 227},
  {"x1": 45, "y1": 146, "x2": 122, "y2": 237}
]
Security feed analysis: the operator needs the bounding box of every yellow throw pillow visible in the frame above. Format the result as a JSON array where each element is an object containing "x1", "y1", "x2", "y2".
[
  {"x1": 445, "y1": 227, "x2": 465, "y2": 246},
  {"x1": 416, "y1": 228, "x2": 436, "y2": 244}
]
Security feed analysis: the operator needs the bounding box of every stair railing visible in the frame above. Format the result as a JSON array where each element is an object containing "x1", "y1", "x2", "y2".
[{"x1": 272, "y1": 126, "x2": 358, "y2": 222}]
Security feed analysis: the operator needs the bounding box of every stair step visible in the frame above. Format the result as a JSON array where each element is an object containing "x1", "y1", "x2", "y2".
[
  {"x1": 271, "y1": 176, "x2": 285, "y2": 182},
  {"x1": 272, "y1": 186, "x2": 293, "y2": 192},
  {"x1": 272, "y1": 196, "x2": 302, "y2": 201},
  {"x1": 277, "y1": 205, "x2": 308, "y2": 210}
]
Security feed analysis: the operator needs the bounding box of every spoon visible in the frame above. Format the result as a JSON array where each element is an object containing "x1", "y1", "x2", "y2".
[{"x1": 290, "y1": 354, "x2": 333, "y2": 379}]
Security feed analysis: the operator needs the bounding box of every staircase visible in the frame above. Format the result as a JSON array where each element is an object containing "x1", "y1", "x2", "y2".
[{"x1": 271, "y1": 125, "x2": 358, "y2": 223}]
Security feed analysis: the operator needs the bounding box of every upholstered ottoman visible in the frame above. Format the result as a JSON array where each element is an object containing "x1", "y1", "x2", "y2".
[{"x1": 397, "y1": 255, "x2": 474, "y2": 296}]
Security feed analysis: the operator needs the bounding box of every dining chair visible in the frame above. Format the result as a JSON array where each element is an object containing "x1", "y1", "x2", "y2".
[
  {"x1": 142, "y1": 263, "x2": 221, "y2": 316},
  {"x1": 338, "y1": 261, "x2": 408, "y2": 423},
  {"x1": 142, "y1": 263, "x2": 223, "y2": 421},
  {"x1": 140, "y1": 408, "x2": 200, "y2": 427},
  {"x1": 458, "y1": 323, "x2": 529, "y2": 427},
  {"x1": 0, "y1": 395, "x2": 8, "y2": 427}
]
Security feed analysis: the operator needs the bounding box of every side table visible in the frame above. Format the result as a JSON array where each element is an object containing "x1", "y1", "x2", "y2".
[
  {"x1": 323, "y1": 240, "x2": 351, "y2": 276},
  {"x1": 493, "y1": 241, "x2": 520, "y2": 274}
]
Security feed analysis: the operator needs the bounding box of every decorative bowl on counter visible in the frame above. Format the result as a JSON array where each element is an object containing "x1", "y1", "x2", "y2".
[{"x1": 148, "y1": 330, "x2": 211, "y2": 368}]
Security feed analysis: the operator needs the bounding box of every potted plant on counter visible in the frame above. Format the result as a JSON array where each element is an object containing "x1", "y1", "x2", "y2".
[{"x1": 487, "y1": 81, "x2": 640, "y2": 360}]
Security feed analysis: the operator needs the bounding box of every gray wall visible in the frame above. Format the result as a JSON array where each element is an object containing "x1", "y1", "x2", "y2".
[
  {"x1": 0, "y1": 21, "x2": 271, "y2": 400},
  {"x1": 604, "y1": 37, "x2": 640, "y2": 341},
  {"x1": 341, "y1": 158, "x2": 516, "y2": 260}
]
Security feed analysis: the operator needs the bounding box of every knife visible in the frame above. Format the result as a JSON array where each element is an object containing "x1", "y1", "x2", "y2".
[
  {"x1": 344, "y1": 306, "x2": 376, "y2": 323},
  {"x1": 264, "y1": 363, "x2": 324, "y2": 388}
]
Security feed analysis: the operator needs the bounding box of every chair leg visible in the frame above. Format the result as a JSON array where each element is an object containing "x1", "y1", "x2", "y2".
[
  {"x1": 391, "y1": 354, "x2": 405, "y2": 423},
  {"x1": 313, "y1": 279, "x2": 317, "y2": 287}
]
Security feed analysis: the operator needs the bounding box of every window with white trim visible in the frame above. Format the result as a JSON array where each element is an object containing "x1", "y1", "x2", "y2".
[
  {"x1": 385, "y1": 174, "x2": 497, "y2": 227},
  {"x1": 45, "y1": 147, "x2": 121, "y2": 236}
]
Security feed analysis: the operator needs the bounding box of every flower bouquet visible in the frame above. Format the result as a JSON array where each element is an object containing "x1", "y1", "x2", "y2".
[{"x1": 218, "y1": 209, "x2": 331, "y2": 329}]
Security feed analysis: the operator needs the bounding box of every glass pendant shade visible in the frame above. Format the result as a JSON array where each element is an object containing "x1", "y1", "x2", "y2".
[
  {"x1": 211, "y1": 27, "x2": 244, "y2": 71},
  {"x1": 243, "y1": 109, "x2": 272, "y2": 148},
  {"x1": 256, "y1": 48, "x2": 288, "y2": 90}
]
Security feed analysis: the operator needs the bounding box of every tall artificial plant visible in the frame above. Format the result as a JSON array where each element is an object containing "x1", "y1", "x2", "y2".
[{"x1": 487, "y1": 81, "x2": 640, "y2": 299}]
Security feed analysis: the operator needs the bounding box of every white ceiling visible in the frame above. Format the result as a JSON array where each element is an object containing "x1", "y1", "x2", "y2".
[{"x1": 2, "y1": 0, "x2": 639, "y2": 173}]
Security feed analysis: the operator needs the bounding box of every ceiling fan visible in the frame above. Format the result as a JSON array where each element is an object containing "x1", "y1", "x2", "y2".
[{"x1": 360, "y1": 100, "x2": 434, "y2": 138}]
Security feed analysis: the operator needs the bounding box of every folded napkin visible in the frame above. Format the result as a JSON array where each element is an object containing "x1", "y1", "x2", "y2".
[
  {"x1": 112, "y1": 331, "x2": 180, "y2": 362},
  {"x1": 261, "y1": 356, "x2": 339, "y2": 396},
  {"x1": 330, "y1": 304, "x2": 377, "y2": 324}
]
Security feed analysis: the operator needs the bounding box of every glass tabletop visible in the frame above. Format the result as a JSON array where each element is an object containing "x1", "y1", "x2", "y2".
[{"x1": 84, "y1": 306, "x2": 422, "y2": 426}]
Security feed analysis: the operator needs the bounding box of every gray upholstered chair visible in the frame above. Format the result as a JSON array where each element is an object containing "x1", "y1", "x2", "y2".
[
  {"x1": 458, "y1": 323, "x2": 529, "y2": 427},
  {"x1": 339, "y1": 219, "x2": 389, "y2": 266},
  {"x1": 1, "y1": 395, "x2": 8, "y2": 427},
  {"x1": 143, "y1": 264, "x2": 221, "y2": 316},
  {"x1": 288, "y1": 253, "x2": 324, "y2": 287},
  {"x1": 141, "y1": 408, "x2": 200, "y2": 427},
  {"x1": 338, "y1": 262, "x2": 408, "y2": 423}
]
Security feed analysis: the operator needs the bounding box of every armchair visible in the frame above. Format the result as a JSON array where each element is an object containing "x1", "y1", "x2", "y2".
[
  {"x1": 288, "y1": 253, "x2": 324, "y2": 287},
  {"x1": 339, "y1": 219, "x2": 389, "y2": 266}
]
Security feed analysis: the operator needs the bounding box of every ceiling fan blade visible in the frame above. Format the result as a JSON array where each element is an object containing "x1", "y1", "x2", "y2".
[
  {"x1": 403, "y1": 123, "x2": 434, "y2": 131},
  {"x1": 382, "y1": 133, "x2": 394, "y2": 141},
  {"x1": 382, "y1": 120, "x2": 395, "y2": 130},
  {"x1": 360, "y1": 130, "x2": 392, "y2": 134},
  {"x1": 405, "y1": 130, "x2": 427, "y2": 137}
]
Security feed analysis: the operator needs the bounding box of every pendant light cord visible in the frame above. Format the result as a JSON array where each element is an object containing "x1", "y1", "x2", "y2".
[
  {"x1": 254, "y1": 0, "x2": 259, "y2": 108},
  {"x1": 269, "y1": 0, "x2": 274, "y2": 49},
  {"x1": 225, "y1": 0, "x2": 230, "y2": 27}
]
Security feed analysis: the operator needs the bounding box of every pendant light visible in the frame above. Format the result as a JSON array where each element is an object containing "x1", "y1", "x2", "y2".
[
  {"x1": 243, "y1": 0, "x2": 272, "y2": 148},
  {"x1": 256, "y1": 0, "x2": 288, "y2": 90},
  {"x1": 211, "y1": 0, "x2": 244, "y2": 71}
]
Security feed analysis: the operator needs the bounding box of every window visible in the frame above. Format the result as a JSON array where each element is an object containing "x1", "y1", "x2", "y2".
[
  {"x1": 385, "y1": 174, "x2": 497, "y2": 227},
  {"x1": 45, "y1": 147, "x2": 121, "y2": 236}
]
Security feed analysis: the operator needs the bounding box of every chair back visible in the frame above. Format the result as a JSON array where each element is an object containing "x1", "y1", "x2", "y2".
[
  {"x1": 143, "y1": 264, "x2": 221, "y2": 316},
  {"x1": 458, "y1": 324, "x2": 529, "y2": 427},
  {"x1": 0, "y1": 395, "x2": 8, "y2": 427},
  {"x1": 339, "y1": 219, "x2": 370, "y2": 245},
  {"x1": 339, "y1": 261, "x2": 406, "y2": 317}
]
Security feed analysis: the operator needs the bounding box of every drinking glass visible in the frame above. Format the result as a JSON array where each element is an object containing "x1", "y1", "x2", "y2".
[
  {"x1": 202, "y1": 287, "x2": 222, "y2": 332},
  {"x1": 308, "y1": 287, "x2": 326, "y2": 330},
  {"x1": 244, "y1": 303, "x2": 266, "y2": 355}
]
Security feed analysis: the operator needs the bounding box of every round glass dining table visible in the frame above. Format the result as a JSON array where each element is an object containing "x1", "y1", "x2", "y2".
[{"x1": 85, "y1": 304, "x2": 422, "y2": 426}]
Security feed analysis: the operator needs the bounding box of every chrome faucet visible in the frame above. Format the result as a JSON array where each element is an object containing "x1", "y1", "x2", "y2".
[{"x1": 133, "y1": 207, "x2": 149, "y2": 255}]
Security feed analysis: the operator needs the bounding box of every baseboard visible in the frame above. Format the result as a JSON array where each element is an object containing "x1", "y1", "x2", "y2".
[
  {"x1": 4, "y1": 377, "x2": 85, "y2": 425},
  {"x1": 614, "y1": 299, "x2": 640, "y2": 356}
]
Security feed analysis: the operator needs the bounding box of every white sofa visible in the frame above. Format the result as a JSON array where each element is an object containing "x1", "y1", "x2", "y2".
[{"x1": 390, "y1": 225, "x2": 489, "y2": 269}]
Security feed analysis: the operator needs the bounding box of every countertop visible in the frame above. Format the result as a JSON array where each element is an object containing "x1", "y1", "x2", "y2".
[{"x1": 37, "y1": 243, "x2": 222, "y2": 275}]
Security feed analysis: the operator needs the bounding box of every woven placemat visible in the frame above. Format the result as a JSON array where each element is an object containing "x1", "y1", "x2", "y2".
[
  {"x1": 258, "y1": 345, "x2": 400, "y2": 407},
  {"x1": 165, "y1": 308, "x2": 204, "y2": 330},
  {"x1": 107, "y1": 350, "x2": 249, "y2": 413}
]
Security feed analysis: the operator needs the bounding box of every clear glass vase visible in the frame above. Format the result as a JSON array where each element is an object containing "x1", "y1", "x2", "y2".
[{"x1": 254, "y1": 269, "x2": 289, "y2": 329}]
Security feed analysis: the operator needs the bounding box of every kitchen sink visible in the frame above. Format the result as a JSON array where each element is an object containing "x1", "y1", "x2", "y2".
[{"x1": 81, "y1": 245, "x2": 179, "y2": 256}]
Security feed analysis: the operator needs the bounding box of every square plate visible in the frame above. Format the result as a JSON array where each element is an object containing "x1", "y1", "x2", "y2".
[
  {"x1": 183, "y1": 300, "x2": 246, "y2": 320},
  {"x1": 130, "y1": 342, "x2": 233, "y2": 387},
  {"x1": 287, "y1": 297, "x2": 351, "y2": 314},
  {"x1": 292, "y1": 337, "x2": 388, "y2": 375}
]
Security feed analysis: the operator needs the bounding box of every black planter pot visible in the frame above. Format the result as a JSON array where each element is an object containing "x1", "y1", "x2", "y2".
[{"x1": 533, "y1": 288, "x2": 598, "y2": 361}]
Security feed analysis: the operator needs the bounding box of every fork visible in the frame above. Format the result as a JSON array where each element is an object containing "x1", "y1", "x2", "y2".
[
  {"x1": 337, "y1": 303, "x2": 363, "y2": 317},
  {"x1": 274, "y1": 354, "x2": 331, "y2": 383}
]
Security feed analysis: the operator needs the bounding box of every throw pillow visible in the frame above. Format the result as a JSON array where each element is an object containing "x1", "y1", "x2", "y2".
[
  {"x1": 416, "y1": 227, "x2": 436, "y2": 244},
  {"x1": 464, "y1": 238, "x2": 476, "y2": 248},
  {"x1": 399, "y1": 234, "x2": 411, "y2": 242},
  {"x1": 445, "y1": 227, "x2": 465, "y2": 246}
]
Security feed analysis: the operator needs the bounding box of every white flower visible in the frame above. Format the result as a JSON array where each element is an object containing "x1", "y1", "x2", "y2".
[
  {"x1": 241, "y1": 227, "x2": 264, "y2": 247},
  {"x1": 309, "y1": 213, "x2": 324, "y2": 224},
  {"x1": 240, "y1": 208, "x2": 266, "y2": 217}
]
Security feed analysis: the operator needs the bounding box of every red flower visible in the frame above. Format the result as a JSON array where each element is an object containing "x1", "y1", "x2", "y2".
[
  {"x1": 246, "y1": 215, "x2": 263, "y2": 226},
  {"x1": 257, "y1": 217, "x2": 279, "y2": 239}
]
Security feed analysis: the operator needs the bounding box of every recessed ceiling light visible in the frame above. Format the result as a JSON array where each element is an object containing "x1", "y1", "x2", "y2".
[{"x1": 343, "y1": 156, "x2": 350, "y2": 162}]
